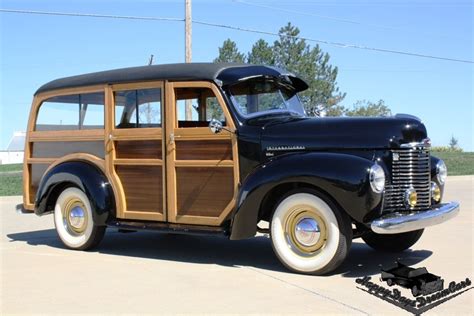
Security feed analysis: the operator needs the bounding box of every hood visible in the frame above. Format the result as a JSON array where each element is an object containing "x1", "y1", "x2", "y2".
[{"x1": 260, "y1": 114, "x2": 428, "y2": 151}]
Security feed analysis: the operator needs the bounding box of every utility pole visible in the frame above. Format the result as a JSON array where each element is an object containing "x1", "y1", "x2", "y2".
[
  {"x1": 185, "y1": 0, "x2": 192, "y2": 63},
  {"x1": 185, "y1": 0, "x2": 193, "y2": 120}
]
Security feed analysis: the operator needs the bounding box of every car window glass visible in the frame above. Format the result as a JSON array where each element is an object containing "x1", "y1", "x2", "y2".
[
  {"x1": 175, "y1": 87, "x2": 225, "y2": 128},
  {"x1": 36, "y1": 92, "x2": 104, "y2": 131},
  {"x1": 80, "y1": 93, "x2": 105, "y2": 129},
  {"x1": 115, "y1": 88, "x2": 162, "y2": 128}
]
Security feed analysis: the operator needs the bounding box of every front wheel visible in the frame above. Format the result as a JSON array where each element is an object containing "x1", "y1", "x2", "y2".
[
  {"x1": 54, "y1": 187, "x2": 106, "y2": 250},
  {"x1": 270, "y1": 190, "x2": 352, "y2": 275},
  {"x1": 362, "y1": 229, "x2": 424, "y2": 252}
]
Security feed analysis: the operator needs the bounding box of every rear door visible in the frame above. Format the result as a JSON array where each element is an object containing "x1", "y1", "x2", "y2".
[{"x1": 107, "y1": 82, "x2": 166, "y2": 221}]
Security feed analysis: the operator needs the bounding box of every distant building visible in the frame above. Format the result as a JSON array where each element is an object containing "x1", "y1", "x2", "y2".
[{"x1": 0, "y1": 131, "x2": 25, "y2": 164}]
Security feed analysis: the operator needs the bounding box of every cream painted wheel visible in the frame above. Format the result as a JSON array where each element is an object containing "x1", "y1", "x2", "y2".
[
  {"x1": 270, "y1": 191, "x2": 351, "y2": 275},
  {"x1": 54, "y1": 187, "x2": 105, "y2": 250}
]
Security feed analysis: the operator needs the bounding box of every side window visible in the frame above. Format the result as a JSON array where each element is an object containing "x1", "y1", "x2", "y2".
[
  {"x1": 35, "y1": 92, "x2": 104, "y2": 131},
  {"x1": 115, "y1": 88, "x2": 161, "y2": 128},
  {"x1": 175, "y1": 87, "x2": 225, "y2": 128},
  {"x1": 80, "y1": 93, "x2": 105, "y2": 129}
]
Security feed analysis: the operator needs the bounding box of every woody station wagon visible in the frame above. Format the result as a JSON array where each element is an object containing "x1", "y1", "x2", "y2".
[{"x1": 18, "y1": 63, "x2": 460, "y2": 274}]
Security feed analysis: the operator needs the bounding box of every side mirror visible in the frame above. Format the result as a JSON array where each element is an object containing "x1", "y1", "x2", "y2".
[{"x1": 209, "y1": 119, "x2": 223, "y2": 134}]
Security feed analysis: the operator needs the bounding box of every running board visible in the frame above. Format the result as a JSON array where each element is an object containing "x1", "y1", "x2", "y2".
[{"x1": 108, "y1": 220, "x2": 229, "y2": 237}]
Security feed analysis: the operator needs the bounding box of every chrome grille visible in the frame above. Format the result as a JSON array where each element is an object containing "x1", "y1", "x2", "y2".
[{"x1": 383, "y1": 147, "x2": 431, "y2": 212}]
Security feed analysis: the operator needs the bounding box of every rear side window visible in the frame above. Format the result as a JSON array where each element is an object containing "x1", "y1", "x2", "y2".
[
  {"x1": 114, "y1": 88, "x2": 162, "y2": 129},
  {"x1": 35, "y1": 92, "x2": 105, "y2": 131}
]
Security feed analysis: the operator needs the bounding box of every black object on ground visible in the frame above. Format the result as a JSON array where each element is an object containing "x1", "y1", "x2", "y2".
[{"x1": 381, "y1": 261, "x2": 444, "y2": 297}]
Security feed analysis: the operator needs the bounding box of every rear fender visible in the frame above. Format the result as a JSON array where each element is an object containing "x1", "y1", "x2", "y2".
[{"x1": 35, "y1": 161, "x2": 115, "y2": 225}]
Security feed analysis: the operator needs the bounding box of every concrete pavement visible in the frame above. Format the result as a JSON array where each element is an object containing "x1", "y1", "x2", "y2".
[{"x1": 1, "y1": 176, "x2": 473, "y2": 314}]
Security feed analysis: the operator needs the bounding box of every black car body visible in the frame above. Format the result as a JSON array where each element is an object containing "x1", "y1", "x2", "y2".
[{"x1": 19, "y1": 63, "x2": 460, "y2": 274}]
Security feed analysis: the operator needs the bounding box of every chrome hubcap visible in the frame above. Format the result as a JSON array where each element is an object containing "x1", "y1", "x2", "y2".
[
  {"x1": 69, "y1": 206, "x2": 86, "y2": 230},
  {"x1": 285, "y1": 207, "x2": 328, "y2": 255},
  {"x1": 62, "y1": 198, "x2": 88, "y2": 235},
  {"x1": 294, "y1": 218, "x2": 321, "y2": 247}
]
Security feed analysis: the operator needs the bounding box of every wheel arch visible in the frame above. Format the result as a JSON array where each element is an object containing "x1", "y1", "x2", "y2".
[
  {"x1": 258, "y1": 182, "x2": 347, "y2": 224},
  {"x1": 35, "y1": 159, "x2": 116, "y2": 225}
]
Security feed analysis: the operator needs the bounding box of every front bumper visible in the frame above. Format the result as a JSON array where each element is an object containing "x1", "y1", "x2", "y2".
[{"x1": 370, "y1": 201, "x2": 460, "y2": 234}]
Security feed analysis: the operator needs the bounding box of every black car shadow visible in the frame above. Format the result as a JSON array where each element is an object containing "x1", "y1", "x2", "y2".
[{"x1": 7, "y1": 229, "x2": 432, "y2": 277}]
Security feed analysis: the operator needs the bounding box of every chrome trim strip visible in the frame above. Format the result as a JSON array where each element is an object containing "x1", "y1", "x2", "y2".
[
  {"x1": 400, "y1": 138, "x2": 431, "y2": 148},
  {"x1": 371, "y1": 201, "x2": 459, "y2": 234}
]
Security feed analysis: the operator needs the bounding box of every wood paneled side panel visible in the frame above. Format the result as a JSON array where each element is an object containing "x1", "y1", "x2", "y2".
[
  {"x1": 175, "y1": 140, "x2": 232, "y2": 160},
  {"x1": 116, "y1": 165, "x2": 163, "y2": 213},
  {"x1": 29, "y1": 163, "x2": 50, "y2": 203},
  {"x1": 32, "y1": 141, "x2": 104, "y2": 159},
  {"x1": 115, "y1": 140, "x2": 162, "y2": 159},
  {"x1": 176, "y1": 167, "x2": 234, "y2": 217}
]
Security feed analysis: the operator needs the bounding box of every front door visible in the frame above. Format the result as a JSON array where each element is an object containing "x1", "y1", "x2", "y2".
[{"x1": 164, "y1": 81, "x2": 239, "y2": 226}]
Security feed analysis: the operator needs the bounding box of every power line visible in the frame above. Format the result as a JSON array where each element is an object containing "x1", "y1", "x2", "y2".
[
  {"x1": 1, "y1": 8, "x2": 472, "y2": 64},
  {"x1": 232, "y1": 0, "x2": 400, "y2": 31},
  {"x1": 193, "y1": 20, "x2": 474, "y2": 64},
  {"x1": 232, "y1": 0, "x2": 466, "y2": 41},
  {"x1": 0, "y1": 8, "x2": 183, "y2": 22}
]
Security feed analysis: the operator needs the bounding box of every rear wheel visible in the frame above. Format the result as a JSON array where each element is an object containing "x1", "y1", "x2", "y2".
[
  {"x1": 270, "y1": 190, "x2": 352, "y2": 275},
  {"x1": 54, "y1": 187, "x2": 106, "y2": 250},
  {"x1": 362, "y1": 230, "x2": 424, "y2": 252}
]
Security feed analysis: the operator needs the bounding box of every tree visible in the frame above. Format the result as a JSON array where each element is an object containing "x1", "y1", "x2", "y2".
[
  {"x1": 248, "y1": 39, "x2": 274, "y2": 65},
  {"x1": 214, "y1": 39, "x2": 245, "y2": 63},
  {"x1": 449, "y1": 136, "x2": 459, "y2": 150},
  {"x1": 272, "y1": 23, "x2": 345, "y2": 115},
  {"x1": 214, "y1": 23, "x2": 345, "y2": 115},
  {"x1": 325, "y1": 104, "x2": 346, "y2": 117},
  {"x1": 345, "y1": 99, "x2": 392, "y2": 117}
]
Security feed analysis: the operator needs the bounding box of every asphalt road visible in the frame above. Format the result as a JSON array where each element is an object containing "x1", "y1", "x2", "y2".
[{"x1": 1, "y1": 176, "x2": 473, "y2": 315}]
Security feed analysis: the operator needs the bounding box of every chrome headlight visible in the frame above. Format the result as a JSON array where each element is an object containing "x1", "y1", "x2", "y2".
[
  {"x1": 436, "y1": 160, "x2": 447, "y2": 184},
  {"x1": 369, "y1": 164, "x2": 385, "y2": 193}
]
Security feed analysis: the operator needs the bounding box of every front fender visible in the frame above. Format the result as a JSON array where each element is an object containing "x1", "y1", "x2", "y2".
[
  {"x1": 35, "y1": 161, "x2": 115, "y2": 225},
  {"x1": 230, "y1": 152, "x2": 383, "y2": 240}
]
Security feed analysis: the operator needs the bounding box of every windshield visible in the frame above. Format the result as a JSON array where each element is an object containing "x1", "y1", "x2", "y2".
[{"x1": 226, "y1": 77, "x2": 306, "y2": 118}]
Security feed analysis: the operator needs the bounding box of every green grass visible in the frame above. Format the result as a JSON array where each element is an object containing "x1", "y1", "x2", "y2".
[
  {"x1": 0, "y1": 163, "x2": 23, "y2": 196},
  {"x1": 0, "y1": 173, "x2": 23, "y2": 196},
  {"x1": 0, "y1": 163, "x2": 22, "y2": 172},
  {"x1": 431, "y1": 151, "x2": 474, "y2": 176}
]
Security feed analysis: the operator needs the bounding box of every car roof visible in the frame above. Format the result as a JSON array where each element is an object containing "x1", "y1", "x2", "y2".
[{"x1": 35, "y1": 63, "x2": 308, "y2": 95}]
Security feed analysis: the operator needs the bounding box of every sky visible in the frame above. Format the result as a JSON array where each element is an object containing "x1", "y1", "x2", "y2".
[{"x1": 0, "y1": 0, "x2": 473, "y2": 150}]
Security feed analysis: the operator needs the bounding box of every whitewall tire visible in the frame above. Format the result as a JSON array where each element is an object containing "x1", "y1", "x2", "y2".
[
  {"x1": 54, "y1": 187, "x2": 105, "y2": 250},
  {"x1": 270, "y1": 190, "x2": 352, "y2": 275}
]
